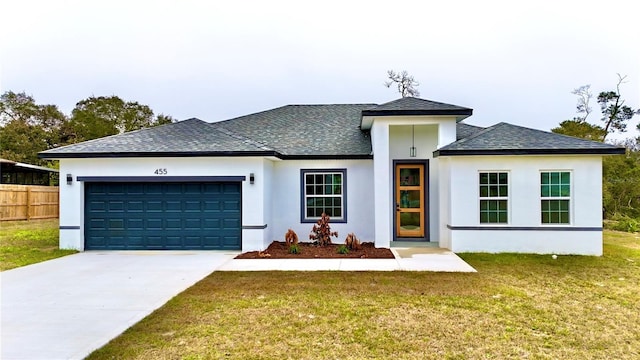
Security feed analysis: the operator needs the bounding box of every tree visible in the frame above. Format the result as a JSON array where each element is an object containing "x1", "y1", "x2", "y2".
[
  {"x1": 551, "y1": 120, "x2": 606, "y2": 141},
  {"x1": 602, "y1": 139, "x2": 640, "y2": 218},
  {"x1": 551, "y1": 84, "x2": 605, "y2": 140},
  {"x1": 598, "y1": 74, "x2": 639, "y2": 141},
  {"x1": 384, "y1": 70, "x2": 420, "y2": 97},
  {"x1": 155, "y1": 114, "x2": 176, "y2": 126},
  {"x1": 0, "y1": 91, "x2": 67, "y2": 165},
  {"x1": 1, "y1": 91, "x2": 177, "y2": 164},
  {"x1": 68, "y1": 96, "x2": 171, "y2": 143},
  {"x1": 572, "y1": 85, "x2": 592, "y2": 121}
]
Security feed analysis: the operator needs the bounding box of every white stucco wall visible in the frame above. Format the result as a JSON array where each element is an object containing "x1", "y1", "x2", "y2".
[
  {"x1": 270, "y1": 159, "x2": 375, "y2": 245},
  {"x1": 445, "y1": 155, "x2": 604, "y2": 255},
  {"x1": 58, "y1": 157, "x2": 273, "y2": 251},
  {"x1": 371, "y1": 116, "x2": 458, "y2": 246}
]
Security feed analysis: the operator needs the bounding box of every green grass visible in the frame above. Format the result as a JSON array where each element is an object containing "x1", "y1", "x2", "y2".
[
  {"x1": 0, "y1": 219, "x2": 76, "y2": 271},
  {"x1": 88, "y1": 231, "x2": 640, "y2": 360}
]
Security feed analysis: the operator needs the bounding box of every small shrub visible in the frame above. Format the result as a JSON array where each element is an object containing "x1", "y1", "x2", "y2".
[
  {"x1": 337, "y1": 245, "x2": 349, "y2": 254},
  {"x1": 345, "y1": 233, "x2": 361, "y2": 250},
  {"x1": 309, "y1": 212, "x2": 338, "y2": 246},
  {"x1": 606, "y1": 214, "x2": 640, "y2": 233},
  {"x1": 289, "y1": 244, "x2": 300, "y2": 254},
  {"x1": 285, "y1": 229, "x2": 299, "y2": 246}
]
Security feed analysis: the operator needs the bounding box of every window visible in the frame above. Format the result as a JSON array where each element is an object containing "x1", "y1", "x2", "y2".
[
  {"x1": 541, "y1": 171, "x2": 570, "y2": 224},
  {"x1": 301, "y1": 169, "x2": 346, "y2": 222},
  {"x1": 479, "y1": 172, "x2": 508, "y2": 223}
]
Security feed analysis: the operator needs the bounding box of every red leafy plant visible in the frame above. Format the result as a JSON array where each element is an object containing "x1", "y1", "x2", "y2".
[{"x1": 309, "y1": 212, "x2": 338, "y2": 246}]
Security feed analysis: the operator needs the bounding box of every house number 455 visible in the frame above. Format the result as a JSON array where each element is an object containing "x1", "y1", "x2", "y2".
[{"x1": 154, "y1": 168, "x2": 168, "y2": 175}]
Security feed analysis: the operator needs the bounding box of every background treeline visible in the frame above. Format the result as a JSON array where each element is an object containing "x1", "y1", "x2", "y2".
[
  {"x1": 0, "y1": 92, "x2": 174, "y2": 166},
  {"x1": 551, "y1": 75, "x2": 640, "y2": 231}
]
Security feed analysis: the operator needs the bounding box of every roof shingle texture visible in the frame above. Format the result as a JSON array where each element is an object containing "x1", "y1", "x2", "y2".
[
  {"x1": 365, "y1": 97, "x2": 472, "y2": 112},
  {"x1": 39, "y1": 119, "x2": 274, "y2": 155},
  {"x1": 212, "y1": 104, "x2": 375, "y2": 156},
  {"x1": 439, "y1": 122, "x2": 624, "y2": 153}
]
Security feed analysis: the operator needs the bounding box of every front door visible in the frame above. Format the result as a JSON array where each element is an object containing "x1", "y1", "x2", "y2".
[{"x1": 395, "y1": 163, "x2": 426, "y2": 239}]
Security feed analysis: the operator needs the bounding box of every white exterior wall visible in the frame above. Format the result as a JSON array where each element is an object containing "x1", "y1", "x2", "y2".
[
  {"x1": 58, "y1": 157, "x2": 273, "y2": 252},
  {"x1": 446, "y1": 155, "x2": 603, "y2": 255},
  {"x1": 438, "y1": 156, "x2": 452, "y2": 249},
  {"x1": 270, "y1": 159, "x2": 374, "y2": 245},
  {"x1": 371, "y1": 116, "x2": 458, "y2": 246}
]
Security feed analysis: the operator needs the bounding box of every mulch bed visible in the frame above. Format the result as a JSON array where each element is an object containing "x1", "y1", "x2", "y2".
[{"x1": 235, "y1": 241, "x2": 395, "y2": 259}]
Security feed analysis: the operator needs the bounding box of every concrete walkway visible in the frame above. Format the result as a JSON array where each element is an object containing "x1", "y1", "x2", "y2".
[
  {"x1": 1, "y1": 251, "x2": 235, "y2": 360},
  {"x1": 217, "y1": 247, "x2": 476, "y2": 272}
]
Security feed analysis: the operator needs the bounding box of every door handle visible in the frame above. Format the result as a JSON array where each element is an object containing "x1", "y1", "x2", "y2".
[{"x1": 396, "y1": 203, "x2": 401, "y2": 212}]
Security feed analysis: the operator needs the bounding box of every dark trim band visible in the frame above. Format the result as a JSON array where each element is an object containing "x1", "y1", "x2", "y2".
[
  {"x1": 434, "y1": 148, "x2": 625, "y2": 157},
  {"x1": 447, "y1": 225, "x2": 602, "y2": 231},
  {"x1": 242, "y1": 224, "x2": 268, "y2": 230},
  {"x1": 40, "y1": 151, "x2": 278, "y2": 159},
  {"x1": 40, "y1": 151, "x2": 373, "y2": 160},
  {"x1": 76, "y1": 176, "x2": 246, "y2": 182},
  {"x1": 361, "y1": 109, "x2": 473, "y2": 117},
  {"x1": 60, "y1": 226, "x2": 81, "y2": 230}
]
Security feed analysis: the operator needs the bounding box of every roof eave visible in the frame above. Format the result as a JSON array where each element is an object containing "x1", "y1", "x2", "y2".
[
  {"x1": 38, "y1": 151, "x2": 374, "y2": 160},
  {"x1": 433, "y1": 148, "x2": 626, "y2": 157},
  {"x1": 360, "y1": 109, "x2": 473, "y2": 130},
  {"x1": 38, "y1": 150, "x2": 280, "y2": 159}
]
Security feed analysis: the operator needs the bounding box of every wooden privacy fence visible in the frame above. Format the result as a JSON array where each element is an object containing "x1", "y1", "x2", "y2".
[{"x1": 0, "y1": 184, "x2": 59, "y2": 221}]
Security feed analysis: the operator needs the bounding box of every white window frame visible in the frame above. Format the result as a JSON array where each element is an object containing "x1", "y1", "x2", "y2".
[
  {"x1": 478, "y1": 171, "x2": 509, "y2": 224},
  {"x1": 540, "y1": 170, "x2": 572, "y2": 225}
]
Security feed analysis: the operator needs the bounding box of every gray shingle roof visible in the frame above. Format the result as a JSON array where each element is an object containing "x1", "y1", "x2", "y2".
[
  {"x1": 362, "y1": 97, "x2": 473, "y2": 119},
  {"x1": 435, "y1": 122, "x2": 625, "y2": 156},
  {"x1": 39, "y1": 99, "x2": 623, "y2": 160},
  {"x1": 39, "y1": 119, "x2": 277, "y2": 157},
  {"x1": 212, "y1": 104, "x2": 375, "y2": 157},
  {"x1": 456, "y1": 122, "x2": 485, "y2": 140}
]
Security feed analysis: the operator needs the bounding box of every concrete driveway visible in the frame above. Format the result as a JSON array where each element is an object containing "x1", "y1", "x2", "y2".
[{"x1": 1, "y1": 251, "x2": 236, "y2": 360}]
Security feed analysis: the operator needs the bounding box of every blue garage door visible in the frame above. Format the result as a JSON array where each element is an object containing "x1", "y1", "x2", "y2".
[{"x1": 85, "y1": 182, "x2": 241, "y2": 250}]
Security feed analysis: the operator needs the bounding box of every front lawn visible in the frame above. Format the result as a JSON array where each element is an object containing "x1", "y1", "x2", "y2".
[
  {"x1": 0, "y1": 219, "x2": 76, "y2": 271},
  {"x1": 88, "y1": 231, "x2": 640, "y2": 359}
]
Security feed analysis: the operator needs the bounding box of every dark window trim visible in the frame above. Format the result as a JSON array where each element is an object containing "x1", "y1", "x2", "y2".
[
  {"x1": 60, "y1": 225, "x2": 81, "y2": 230},
  {"x1": 393, "y1": 159, "x2": 430, "y2": 242},
  {"x1": 300, "y1": 169, "x2": 347, "y2": 224},
  {"x1": 76, "y1": 176, "x2": 246, "y2": 182}
]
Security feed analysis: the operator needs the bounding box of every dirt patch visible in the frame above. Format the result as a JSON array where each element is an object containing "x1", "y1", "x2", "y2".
[{"x1": 235, "y1": 241, "x2": 395, "y2": 259}]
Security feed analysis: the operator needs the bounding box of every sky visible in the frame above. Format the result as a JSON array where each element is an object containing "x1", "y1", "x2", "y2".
[{"x1": 2, "y1": 0, "x2": 639, "y2": 140}]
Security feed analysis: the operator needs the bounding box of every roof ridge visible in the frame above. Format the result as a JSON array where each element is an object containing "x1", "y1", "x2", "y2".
[
  {"x1": 445, "y1": 122, "x2": 504, "y2": 147},
  {"x1": 209, "y1": 124, "x2": 277, "y2": 152}
]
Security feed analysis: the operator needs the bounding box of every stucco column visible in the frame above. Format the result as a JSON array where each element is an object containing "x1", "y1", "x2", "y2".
[{"x1": 372, "y1": 122, "x2": 391, "y2": 248}]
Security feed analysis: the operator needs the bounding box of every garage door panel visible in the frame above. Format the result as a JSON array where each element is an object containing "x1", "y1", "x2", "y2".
[
  {"x1": 223, "y1": 218, "x2": 240, "y2": 229},
  {"x1": 85, "y1": 182, "x2": 241, "y2": 250},
  {"x1": 127, "y1": 201, "x2": 144, "y2": 212},
  {"x1": 147, "y1": 219, "x2": 163, "y2": 230},
  {"x1": 166, "y1": 218, "x2": 182, "y2": 230}
]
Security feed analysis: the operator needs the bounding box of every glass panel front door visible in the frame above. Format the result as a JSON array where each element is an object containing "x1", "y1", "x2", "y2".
[{"x1": 396, "y1": 164, "x2": 425, "y2": 238}]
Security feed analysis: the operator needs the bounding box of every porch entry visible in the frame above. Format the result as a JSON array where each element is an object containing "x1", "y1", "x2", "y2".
[{"x1": 394, "y1": 161, "x2": 429, "y2": 241}]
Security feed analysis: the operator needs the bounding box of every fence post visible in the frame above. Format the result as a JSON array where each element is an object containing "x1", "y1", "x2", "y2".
[{"x1": 26, "y1": 187, "x2": 32, "y2": 220}]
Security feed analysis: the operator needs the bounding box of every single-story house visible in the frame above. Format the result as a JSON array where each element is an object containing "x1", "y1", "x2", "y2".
[
  {"x1": 1, "y1": 158, "x2": 59, "y2": 185},
  {"x1": 39, "y1": 97, "x2": 624, "y2": 255}
]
